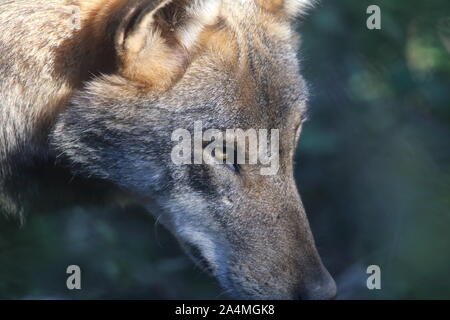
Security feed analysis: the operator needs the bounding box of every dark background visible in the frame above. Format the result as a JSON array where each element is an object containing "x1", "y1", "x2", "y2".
[{"x1": 1, "y1": 0, "x2": 449, "y2": 299}]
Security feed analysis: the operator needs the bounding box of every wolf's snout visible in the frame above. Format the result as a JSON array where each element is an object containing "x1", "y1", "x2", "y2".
[{"x1": 295, "y1": 268, "x2": 337, "y2": 300}]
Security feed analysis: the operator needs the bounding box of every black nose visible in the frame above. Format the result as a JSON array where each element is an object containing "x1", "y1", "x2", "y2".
[{"x1": 296, "y1": 270, "x2": 337, "y2": 300}]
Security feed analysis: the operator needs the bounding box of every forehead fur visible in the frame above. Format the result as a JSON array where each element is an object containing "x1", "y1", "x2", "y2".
[
  {"x1": 201, "y1": 1, "x2": 306, "y2": 88},
  {"x1": 202, "y1": 0, "x2": 302, "y2": 63}
]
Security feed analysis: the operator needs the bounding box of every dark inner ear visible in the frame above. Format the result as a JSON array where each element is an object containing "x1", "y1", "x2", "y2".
[
  {"x1": 154, "y1": 0, "x2": 189, "y2": 29},
  {"x1": 153, "y1": 0, "x2": 191, "y2": 45}
]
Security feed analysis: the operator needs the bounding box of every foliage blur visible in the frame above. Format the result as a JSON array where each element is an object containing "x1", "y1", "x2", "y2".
[{"x1": 1, "y1": 0, "x2": 449, "y2": 299}]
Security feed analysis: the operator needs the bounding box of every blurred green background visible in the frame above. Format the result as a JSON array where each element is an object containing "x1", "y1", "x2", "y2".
[{"x1": 1, "y1": 0, "x2": 449, "y2": 299}]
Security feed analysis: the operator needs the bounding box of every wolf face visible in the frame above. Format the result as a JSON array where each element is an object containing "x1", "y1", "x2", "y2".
[
  {"x1": 0, "y1": 0, "x2": 335, "y2": 299},
  {"x1": 51, "y1": 0, "x2": 335, "y2": 299}
]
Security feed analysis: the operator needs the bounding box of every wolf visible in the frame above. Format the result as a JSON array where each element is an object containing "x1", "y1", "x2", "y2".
[{"x1": 0, "y1": 0, "x2": 336, "y2": 299}]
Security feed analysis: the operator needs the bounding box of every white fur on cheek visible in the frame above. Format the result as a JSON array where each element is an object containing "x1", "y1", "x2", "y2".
[
  {"x1": 179, "y1": 227, "x2": 219, "y2": 268},
  {"x1": 160, "y1": 191, "x2": 226, "y2": 272}
]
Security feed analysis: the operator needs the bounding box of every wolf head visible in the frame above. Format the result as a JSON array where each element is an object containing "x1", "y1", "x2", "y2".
[{"x1": 51, "y1": 0, "x2": 336, "y2": 299}]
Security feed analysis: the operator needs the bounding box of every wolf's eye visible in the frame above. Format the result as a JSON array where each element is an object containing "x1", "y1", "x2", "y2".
[
  {"x1": 213, "y1": 148, "x2": 228, "y2": 162},
  {"x1": 211, "y1": 144, "x2": 240, "y2": 173}
]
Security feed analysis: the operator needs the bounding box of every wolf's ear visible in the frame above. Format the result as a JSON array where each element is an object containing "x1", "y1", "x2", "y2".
[
  {"x1": 255, "y1": 0, "x2": 314, "y2": 18},
  {"x1": 115, "y1": 0, "x2": 221, "y2": 90}
]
